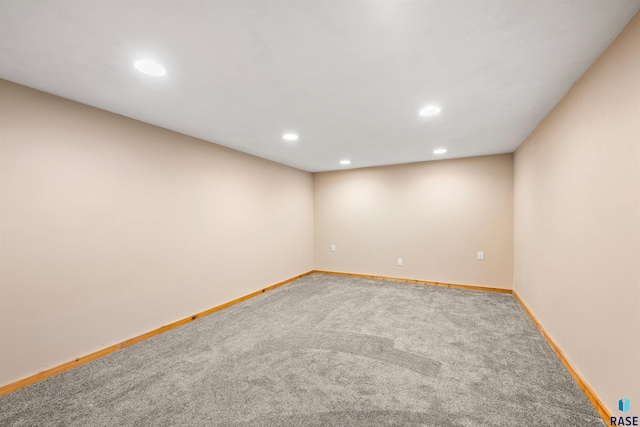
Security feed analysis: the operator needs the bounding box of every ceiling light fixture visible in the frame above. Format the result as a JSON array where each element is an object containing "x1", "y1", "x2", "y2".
[
  {"x1": 340, "y1": 160, "x2": 351, "y2": 165},
  {"x1": 419, "y1": 105, "x2": 441, "y2": 117},
  {"x1": 283, "y1": 133, "x2": 299, "y2": 141},
  {"x1": 433, "y1": 148, "x2": 447, "y2": 154},
  {"x1": 134, "y1": 59, "x2": 167, "y2": 77}
]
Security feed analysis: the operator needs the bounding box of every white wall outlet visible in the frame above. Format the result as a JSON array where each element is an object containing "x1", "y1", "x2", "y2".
[
  {"x1": 477, "y1": 251, "x2": 484, "y2": 260},
  {"x1": 398, "y1": 258, "x2": 403, "y2": 266},
  {"x1": 331, "y1": 244, "x2": 336, "y2": 252}
]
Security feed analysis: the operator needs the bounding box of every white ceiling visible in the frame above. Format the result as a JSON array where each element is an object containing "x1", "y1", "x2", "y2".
[{"x1": 1, "y1": 1, "x2": 639, "y2": 172}]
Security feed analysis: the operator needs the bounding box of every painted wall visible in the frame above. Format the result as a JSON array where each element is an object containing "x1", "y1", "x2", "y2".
[
  {"x1": 0, "y1": 80, "x2": 314, "y2": 387},
  {"x1": 314, "y1": 154, "x2": 514, "y2": 289},
  {"x1": 513, "y1": 13, "x2": 640, "y2": 414}
]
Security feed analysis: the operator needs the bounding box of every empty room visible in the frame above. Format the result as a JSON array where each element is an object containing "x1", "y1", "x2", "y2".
[{"x1": 0, "y1": 1, "x2": 638, "y2": 426}]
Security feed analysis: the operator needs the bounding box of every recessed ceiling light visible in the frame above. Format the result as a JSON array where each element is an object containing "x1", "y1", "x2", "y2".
[
  {"x1": 283, "y1": 133, "x2": 299, "y2": 141},
  {"x1": 433, "y1": 148, "x2": 447, "y2": 154},
  {"x1": 340, "y1": 160, "x2": 351, "y2": 165},
  {"x1": 419, "y1": 105, "x2": 441, "y2": 117},
  {"x1": 134, "y1": 59, "x2": 167, "y2": 77}
]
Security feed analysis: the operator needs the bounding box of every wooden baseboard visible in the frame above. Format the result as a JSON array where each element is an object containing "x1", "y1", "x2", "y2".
[
  {"x1": 512, "y1": 290, "x2": 611, "y2": 424},
  {"x1": 0, "y1": 271, "x2": 314, "y2": 397},
  {"x1": 0, "y1": 269, "x2": 612, "y2": 427},
  {"x1": 313, "y1": 269, "x2": 512, "y2": 293}
]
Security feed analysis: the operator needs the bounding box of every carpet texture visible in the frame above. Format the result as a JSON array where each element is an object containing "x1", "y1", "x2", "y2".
[{"x1": 0, "y1": 274, "x2": 605, "y2": 426}]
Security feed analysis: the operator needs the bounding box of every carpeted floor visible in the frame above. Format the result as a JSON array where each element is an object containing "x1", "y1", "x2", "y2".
[{"x1": 0, "y1": 274, "x2": 605, "y2": 426}]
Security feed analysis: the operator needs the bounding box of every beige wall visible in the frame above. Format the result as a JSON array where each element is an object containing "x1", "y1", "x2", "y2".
[
  {"x1": 314, "y1": 154, "x2": 514, "y2": 289},
  {"x1": 514, "y1": 13, "x2": 640, "y2": 414},
  {"x1": 0, "y1": 80, "x2": 314, "y2": 387}
]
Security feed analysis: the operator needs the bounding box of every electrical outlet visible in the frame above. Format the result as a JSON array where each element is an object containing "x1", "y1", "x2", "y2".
[
  {"x1": 477, "y1": 251, "x2": 484, "y2": 260},
  {"x1": 398, "y1": 258, "x2": 403, "y2": 266},
  {"x1": 331, "y1": 244, "x2": 336, "y2": 252}
]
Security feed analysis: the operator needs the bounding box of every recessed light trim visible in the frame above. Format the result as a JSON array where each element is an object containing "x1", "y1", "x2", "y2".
[
  {"x1": 134, "y1": 59, "x2": 167, "y2": 77},
  {"x1": 419, "y1": 105, "x2": 441, "y2": 117},
  {"x1": 283, "y1": 133, "x2": 299, "y2": 141},
  {"x1": 433, "y1": 148, "x2": 447, "y2": 154},
  {"x1": 340, "y1": 160, "x2": 351, "y2": 165}
]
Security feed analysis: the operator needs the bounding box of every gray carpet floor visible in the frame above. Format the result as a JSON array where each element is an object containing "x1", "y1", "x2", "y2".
[{"x1": 0, "y1": 273, "x2": 605, "y2": 426}]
